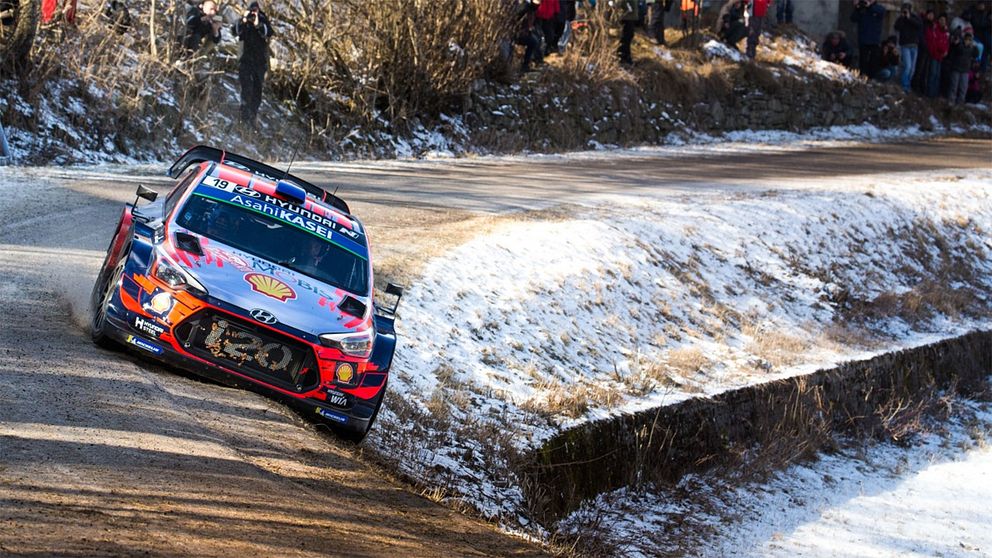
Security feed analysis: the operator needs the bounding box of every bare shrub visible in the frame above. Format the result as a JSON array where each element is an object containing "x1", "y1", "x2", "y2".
[
  {"x1": 553, "y1": 6, "x2": 632, "y2": 86},
  {"x1": 273, "y1": 0, "x2": 514, "y2": 128}
]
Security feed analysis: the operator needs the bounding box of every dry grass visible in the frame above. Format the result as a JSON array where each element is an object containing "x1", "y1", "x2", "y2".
[
  {"x1": 666, "y1": 346, "x2": 709, "y2": 377},
  {"x1": 744, "y1": 327, "x2": 811, "y2": 369}
]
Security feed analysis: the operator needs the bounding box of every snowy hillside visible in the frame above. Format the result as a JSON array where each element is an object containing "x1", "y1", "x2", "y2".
[{"x1": 367, "y1": 167, "x2": 992, "y2": 525}]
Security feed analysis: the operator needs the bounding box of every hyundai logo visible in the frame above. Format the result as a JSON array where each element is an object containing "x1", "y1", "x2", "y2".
[{"x1": 250, "y1": 308, "x2": 277, "y2": 325}]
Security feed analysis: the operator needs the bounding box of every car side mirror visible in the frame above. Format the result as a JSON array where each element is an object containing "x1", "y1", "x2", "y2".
[{"x1": 135, "y1": 184, "x2": 158, "y2": 203}]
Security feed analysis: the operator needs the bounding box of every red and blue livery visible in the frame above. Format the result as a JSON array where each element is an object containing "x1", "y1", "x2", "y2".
[{"x1": 90, "y1": 146, "x2": 402, "y2": 441}]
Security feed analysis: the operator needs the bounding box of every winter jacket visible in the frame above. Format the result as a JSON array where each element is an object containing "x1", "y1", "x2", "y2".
[
  {"x1": 894, "y1": 14, "x2": 923, "y2": 46},
  {"x1": 183, "y1": 5, "x2": 221, "y2": 52},
  {"x1": 924, "y1": 23, "x2": 949, "y2": 60},
  {"x1": 947, "y1": 41, "x2": 979, "y2": 73},
  {"x1": 535, "y1": 0, "x2": 560, "y2": 20},
  {"x1": 233, "y1": 9, "x2": 273, "y2": 68},
  {"x1": 822, "y1": 34, "x2": 852, "y2": 65},
  {"x1": 752, "y1": 0, "x2": 771, "y2": 18},
  {"x1": 849, "y1": 2, "x2": 886, "y2": 46}
]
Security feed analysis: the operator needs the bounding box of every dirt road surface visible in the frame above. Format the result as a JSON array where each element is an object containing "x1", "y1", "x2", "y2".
[{"x1": 0, "y1": 136, "x2": 989, "y2": 556}]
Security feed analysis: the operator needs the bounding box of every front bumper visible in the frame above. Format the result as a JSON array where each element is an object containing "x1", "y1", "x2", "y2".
[{"x1": 103, "y1": 309, "x2": 382, "y2": 431}]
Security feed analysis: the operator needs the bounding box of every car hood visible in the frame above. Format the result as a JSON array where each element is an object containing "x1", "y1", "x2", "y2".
[{"x1": 166, "y1": 232, "x2": 371, "y2": 337}]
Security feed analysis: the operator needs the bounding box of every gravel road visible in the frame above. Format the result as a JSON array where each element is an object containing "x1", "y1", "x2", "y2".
[{"x1": 0, "y1": 136, "x2": 988, "y2": 556}]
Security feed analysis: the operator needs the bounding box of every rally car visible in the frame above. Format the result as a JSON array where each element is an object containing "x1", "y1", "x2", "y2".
[{"x1": 90, "y1": 146, "x2": 402, "y2": 441}]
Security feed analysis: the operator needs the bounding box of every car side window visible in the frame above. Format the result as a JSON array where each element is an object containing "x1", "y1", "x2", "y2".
[{"x1": 164, "y1": 168, "x2": 198, "y2": 221}]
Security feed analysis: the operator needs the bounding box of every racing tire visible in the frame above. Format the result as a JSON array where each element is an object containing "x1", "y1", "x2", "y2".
[
  {"x1": 90, "y1": 253, "x2": 126, "y2": 349},
  {"x1": 335, "y1": 382, "x2": 387, "y2": 444}
]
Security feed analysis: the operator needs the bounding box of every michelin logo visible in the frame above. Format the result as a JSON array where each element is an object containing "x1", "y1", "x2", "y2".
[{"x1": 126, "y1": 335, "x2": 163, "y2": 355}]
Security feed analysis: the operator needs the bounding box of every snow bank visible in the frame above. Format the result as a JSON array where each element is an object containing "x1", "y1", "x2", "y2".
[
  {"x1": 558, "y1": 395, "x2": 992, "y2": 557},
  {"x1": 367, "y1": 168, "x2": 992, "y2": 523}
]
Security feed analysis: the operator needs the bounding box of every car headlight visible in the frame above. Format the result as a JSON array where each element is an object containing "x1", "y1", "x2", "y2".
[
  {"x1": 153, "y1": 252, "x2": 207, "y2": 295},
  {"x1": 319, "y1": 329, "x2": 374, "y2": 359}
]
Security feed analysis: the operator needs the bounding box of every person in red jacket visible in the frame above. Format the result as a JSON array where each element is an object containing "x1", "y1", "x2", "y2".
[
  {"x1": 535, "y1": 0, "x2": 561, "y2": 57},
  {"x1": 924, "y1": 14, "x2": 950, "y2": 97},
  {"x1": 746, "y1": 0, "x2": 773, "y2": 59}
]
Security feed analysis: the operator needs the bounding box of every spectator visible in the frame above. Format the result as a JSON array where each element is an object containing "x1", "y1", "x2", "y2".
[
  {"x1": 893, "y1": 2, "x2": 922, "y2": 91},
  {"x1": 966, "y1": 60, "x2": 983, "y2": 103},
  {"x1": 746, "y1": 0, "x2": 771, "y2": 59},
  {"x1": 822, "y1": 31, "x2": 853, "y2": 67},
  {"x1": 645, "y1": 0, "x2": 674, "y2": 46},
  {"x1": 912, "y1": 9, "x2": 936, "y2": 93},
  {"x1": 877, "y1": 36, "x2": 900, "y2": 82},
  {"x1": 718, "y1": 0, "x2": 748, "y2": 50},
  {"x1": 924, "y1": 14, "x2": 949, "y2": 98},
  {"x1": 850, "y1": 0, "x2": 886, "y2": 79},
  {"x1": 103, "y1": 0, "x2": 132, "y2": 35},
  {"x1": 514, "y1": 0, "x2": 541, "y2": 72},
  {"x1": 535, "y1": 0, "x2": 560, "y2": 57},
  {"x1": 617, "y1": 0, "x2": 639, "y2": 65},
  {"x1": 183, "y1": 0, "x2": 222, "y2": 55},
  {"x1": 776, "y1": 0, "x2": 793, "y2": 25},
  {"x1": 947, "y1": 31, "x2": 979, "y2": 104},
  {"x1": 233, "y1": 0, "x2": 273, "y2": 127},
  {"x1": 962, "y1": 0, "x2": 990, "y2": 71},
  {"x1": 558, "y1": 0, "x2": 577, "y2": 51}
]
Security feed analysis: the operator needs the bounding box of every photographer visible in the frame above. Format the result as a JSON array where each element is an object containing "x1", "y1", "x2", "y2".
[
  {"x1": 233, "y1": 1, "x2": 273, "y2": 127},
  {"x1": 822, "y1": 31, "x2": 853, "y2": 68},
  {"x1": 893, "y1": 2, "x2": 922, "y2": 91},
  {"x1": 849, "y1": 0, "x2": 886, "y2": 79},
  {"x1": 182, "y1": 0, "x2": 222, "y2": 55}
]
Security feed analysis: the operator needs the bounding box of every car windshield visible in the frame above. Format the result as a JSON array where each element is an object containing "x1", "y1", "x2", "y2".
[{"x1": 175, "y1": 193, "x2": 369, "y2": 295}]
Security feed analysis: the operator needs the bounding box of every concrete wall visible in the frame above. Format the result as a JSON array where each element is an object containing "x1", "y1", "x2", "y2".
[{"x1": 794, "y1": 0, "x2": 842, "y2": 44}]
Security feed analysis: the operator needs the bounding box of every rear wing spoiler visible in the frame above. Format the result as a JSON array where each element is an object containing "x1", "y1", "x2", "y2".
[{"x1": 168, "y1": 145, "x2": 351, "y2": 215}]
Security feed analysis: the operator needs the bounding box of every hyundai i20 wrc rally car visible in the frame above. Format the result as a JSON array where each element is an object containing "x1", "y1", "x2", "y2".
[{"x1": 90, "y1": 146, "x2": 402, "y2": 441}]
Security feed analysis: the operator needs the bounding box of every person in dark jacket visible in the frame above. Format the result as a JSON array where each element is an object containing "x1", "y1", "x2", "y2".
[
  {"x1": 776, "y1": 0, "x2": 793, "y2": 25},
  {"x1": 183, "y1": 0, "x2": 222, "y2": 55},
  {"x1": 514, "y1": 0, "x2": 541, "y2": 71},
  {"x1": 962, "y1": 1, "x2": 991, "y2": 71},
  {"x1": 849, "y1": 0, "x2": 886, "y2": 79},
  {"x1": 912, "y1": 9, "x2": 935, "y2": 93},
  {"x1": 947, "y1": 32, "x2": 979, "y2": 104},
  {"x1": 718, "y1": 0, "x2": 748, "y2": 50},
  {"x1": 617, "y1": 0, "x2": 639, "y2": 65},
  {"x1": 877, "y1": 36, "x2": 900, "y2": 81},
  {"x1": 233, "y1": 0, "x2": 273, "y2": 126},
  {"x1": 893, "y1": 2, "x2": 922, "y2": 91},
  {"x1": 822, "y1": 31, "x2": 853, "y2": 68}
]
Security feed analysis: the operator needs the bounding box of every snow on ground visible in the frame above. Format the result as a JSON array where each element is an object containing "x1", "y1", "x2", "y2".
[
  {"x1": 557, "y1": 393, "x2": 992, "y2": 557},
  {"x1": 366, "y1": 168, "x2": 992, "y2": 524}
]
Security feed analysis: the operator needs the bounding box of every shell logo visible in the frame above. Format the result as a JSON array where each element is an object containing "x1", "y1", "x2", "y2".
[{"x1": 244, "y1": 273, "x2": 297, "y2": 302}]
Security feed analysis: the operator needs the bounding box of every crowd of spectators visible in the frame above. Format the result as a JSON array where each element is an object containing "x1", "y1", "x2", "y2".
[
  {"x1": 511, "y1": 0, "x2": 988, "y2": 106},
  {"x1": 839, "y1": 0, "x2": 987, "y2": 104}
]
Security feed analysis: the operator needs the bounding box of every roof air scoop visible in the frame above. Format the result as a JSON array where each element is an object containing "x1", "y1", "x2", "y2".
[{"x1": 275, "y1": 180, "x2": 307, "y2": 205}]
